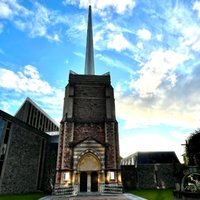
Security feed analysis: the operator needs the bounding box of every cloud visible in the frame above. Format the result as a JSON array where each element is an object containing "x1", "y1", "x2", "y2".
[
  {"x1": 0, "y1": 65, "x2": 64, "y2": 123},
  {"x1": 119, "y1": 131, "x2": 185, "y2": 162},
  {"x1": 137, "y1": 28, "x2": 152, "y2": 40},
  {"x1": 96, "y1": 53, "x2": 135, "y2": 74},
  {"x1": 93, "y1": 22, "x2": 135, "y2": 53},
  {"x1": 117, "y1": 99, "x2": 200, "y2": 130},
  {"x1": 193, "y1": 1, "x2": 200, "y2": 18},
  {"x1": 0, "y1": 65, "x2": 53, "y2": 94},
  {"x1": 0, "y1": 1, "x2": 13, "y2": 18},
  {"x1": 0, "y1": 0, "x2": 31, "y2": 19},
  {"x1": 114, "y1": 60, "x2": 200, "y2": 132},
  {"x1": 63, "y1": 0, "x2": 136, "y2": 14},
  {"x1": 0, "y1": 1, "x2": 67, "y2": 41},
  {"x1": 107, "y1": 33, "x2": 132, "y2": 52},
  {"x1": 0, "y1": 101, "x2": 10, "y2": 113},
  {"x1": 130, "y1": 49, "x2": 189, "y2": 97}
]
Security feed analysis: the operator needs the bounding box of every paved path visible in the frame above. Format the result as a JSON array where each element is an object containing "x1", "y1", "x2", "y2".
[{"x1": 39, "y1": 193, "x2": 147, "y2": 200}]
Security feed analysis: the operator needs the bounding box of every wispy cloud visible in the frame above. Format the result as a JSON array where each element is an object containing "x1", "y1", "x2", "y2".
[
  {"x1": 63, "y1": 0, "x2": 136, "y2": 15},
  {"x1": 0, "y1": 1, "x2": 67, "y2": 41},
  {"x1": 96, "y1": 53, "x2": 135, "y2": 75}
]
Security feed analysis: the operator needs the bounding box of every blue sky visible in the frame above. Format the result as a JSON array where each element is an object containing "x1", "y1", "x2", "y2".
[{"x1": 1, "y1": 0, "x2": 200, "y2": 162}]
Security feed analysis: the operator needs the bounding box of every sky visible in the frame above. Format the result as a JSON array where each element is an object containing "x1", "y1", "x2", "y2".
[{"x1": 0, "y1": 0, "x2": 200, "y2": 163}]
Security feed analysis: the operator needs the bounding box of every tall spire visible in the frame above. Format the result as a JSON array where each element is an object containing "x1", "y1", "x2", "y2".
[{"x1": 84, "y1": 5, "x2": 95, "y2": 75}]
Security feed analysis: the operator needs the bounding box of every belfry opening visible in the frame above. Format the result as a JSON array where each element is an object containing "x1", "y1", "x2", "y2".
[{"x1": 55, "y1": 5, "x2": 122, "y2": 194}]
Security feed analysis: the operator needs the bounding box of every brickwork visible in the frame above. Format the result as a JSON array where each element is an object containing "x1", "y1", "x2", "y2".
[
  {"x1": 74, "y1": 85, "x2": 105, "y2": 98},
  {"x1": 56, "y1": 73, "x2": 121, "y2": 191},
  {"x1": 74, "y1": 99, "x2": 106, "y2": 122},
  {"x1": 74, "y1": 123, "x2": 105, "y2": 144},
  {"x1": 106, "y1": 122, "x2": 117, "y2": 169}
]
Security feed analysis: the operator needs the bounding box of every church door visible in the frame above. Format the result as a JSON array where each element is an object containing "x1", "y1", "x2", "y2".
[
  {"x1": 91, "y1": 171, "x2": 98, "y2": 192},
  {"x1": 80, "y1": 172, "x2": 87, "y2": 192}
]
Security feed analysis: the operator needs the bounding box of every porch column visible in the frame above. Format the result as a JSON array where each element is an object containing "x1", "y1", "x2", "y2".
[{"x1": 87, "y1": 172, "x2": 91, "y2": 192}]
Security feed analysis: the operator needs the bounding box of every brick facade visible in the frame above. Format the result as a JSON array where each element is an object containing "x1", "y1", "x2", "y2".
[{"x1": 56, "y1": 73, "x2": 121, "y2": 191}]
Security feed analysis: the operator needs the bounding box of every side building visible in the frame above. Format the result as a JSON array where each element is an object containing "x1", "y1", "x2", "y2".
[
  {"x1": 121, "y1": 151, "x2": 181, "y2": 190},
  {"x1": 0, "y1": 98, "x2": 59, "y2": 194}
]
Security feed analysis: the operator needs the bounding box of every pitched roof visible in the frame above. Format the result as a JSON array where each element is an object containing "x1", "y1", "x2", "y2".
[
  {"x1": 136, "y1": 151, "x2": 180, "y2": 164},
  {"x1": 121, "y1": 151, "x2": 180, "y2": 165}
]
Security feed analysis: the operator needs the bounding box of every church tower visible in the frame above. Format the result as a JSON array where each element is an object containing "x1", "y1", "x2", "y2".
[{"x1": 55, "y1": 6, "x2": 121, "y2": 193}]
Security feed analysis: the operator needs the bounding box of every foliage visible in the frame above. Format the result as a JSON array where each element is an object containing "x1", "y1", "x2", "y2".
[
  {"x1": 186, "y1": 129, "x2": 200, "y2": 166},
  {"x1": 129, "y1": 189, "x2": 174, "y2": 200},
  {"x1": 0, "y1": 193, "x2": 44, "y2": 200}
]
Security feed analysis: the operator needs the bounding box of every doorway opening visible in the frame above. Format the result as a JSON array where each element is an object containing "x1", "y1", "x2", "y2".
[
  {"x1": 80, "y1": 172, "x2": 87, "y2": 192},
  {"x1": 91, "y1": 171, "x2": 98, "y2": 192}
]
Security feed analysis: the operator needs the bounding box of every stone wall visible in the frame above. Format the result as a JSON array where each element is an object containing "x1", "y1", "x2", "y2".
[
  {"x1": 43, "y1": 142, "x2": 58, "y2": 194},
  {"x1": 121, "y1": 165, "x2": 137, "y2": 190},
  {"x1": 121, "y1": 164, "x2": 178, "y2": 190},
  {"x1": 0, "y1": 111, "x2": 50, "y2": 194}
]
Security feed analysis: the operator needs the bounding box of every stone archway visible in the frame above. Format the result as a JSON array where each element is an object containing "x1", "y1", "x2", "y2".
[{"x1": 77, "y1": 153, "x2": 101, "y2": 192}]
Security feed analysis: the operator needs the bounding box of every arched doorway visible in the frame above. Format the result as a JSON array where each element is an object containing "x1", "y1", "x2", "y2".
[{"x1": 77, "y1": 152, "x2": 101, "y2": 192}]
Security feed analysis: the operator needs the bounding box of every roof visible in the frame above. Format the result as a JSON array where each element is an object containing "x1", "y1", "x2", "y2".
[
  {"x1": 121, "y1": 151, "x2": 180, "y2": 165},
  {"x1": 15, "y1": 97, "x2": 59, "y2": 127},
  {"x1": 136, "y1": 151, "x2": 180, "y2": 164}
]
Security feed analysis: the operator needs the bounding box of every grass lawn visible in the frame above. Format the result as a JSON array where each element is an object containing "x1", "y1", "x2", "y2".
[
  {"x1": 129, "y1": 189, "x2": 174, "y2": 200},
  {"x1": 0, "y1": 192, "x2": 45, "y2": 200}
]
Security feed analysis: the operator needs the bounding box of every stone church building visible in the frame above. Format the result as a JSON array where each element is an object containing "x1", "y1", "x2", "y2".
[{"x1": 55, "y1": 6, "x2": 121, "y2": 193}]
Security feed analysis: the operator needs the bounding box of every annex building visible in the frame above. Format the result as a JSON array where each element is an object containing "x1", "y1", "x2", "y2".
[
  {"x1": 0, "y1": 98, "x2": 59, "y2": 194},
  {"x1": 121, "y1": 151, "x2": 181, "y2": 190}
]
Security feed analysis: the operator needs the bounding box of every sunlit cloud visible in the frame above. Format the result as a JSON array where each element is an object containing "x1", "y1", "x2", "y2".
[
  {"x1": 193, "y1": 1, "x2": 200, "y2": 18},
  {"x1": 0, "y1": 65, "x2": 63, "y2": 123},
  {"x1": 107, "y1": 33, "x2": 131, "y2": 52},
  {"x1": 0, "y1": 65, "x2": 53, "y2": 94},
  {"x1": 63, "y1": 0, "x2": 136, "y2": 14},
  {"x1": 130, "y1": 49, "x2": 189, "y2": 97},
  {"x1": 119, "y1": 132, "x2": 185, "y2": 162},
  {"x1": 137, "y1": 28, "x2": 152, "y2": 41}
]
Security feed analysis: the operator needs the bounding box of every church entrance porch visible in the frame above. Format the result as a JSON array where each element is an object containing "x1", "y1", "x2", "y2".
[
  {"x1": 77, "y1": 153, "x2": 102, "y2": 193},
  {"x1": 79, "y1": 171, "x2": 98, "y2": 192}
]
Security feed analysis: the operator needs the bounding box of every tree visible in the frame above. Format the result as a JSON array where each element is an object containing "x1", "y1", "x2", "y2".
[{"x1": 185, "y1": 129, "x2": 200, "y2": 166}]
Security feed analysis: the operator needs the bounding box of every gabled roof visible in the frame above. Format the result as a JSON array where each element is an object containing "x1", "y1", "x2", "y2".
[
  {"x1": 121, "y1": 151, "x2": 180, "y2": 165},
  {"x1": 15, "y1": 97, "x2": 59, "y2": 126},
  {"x1": 136, "y1": 151, "x2": 180, "y2": 164}
]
